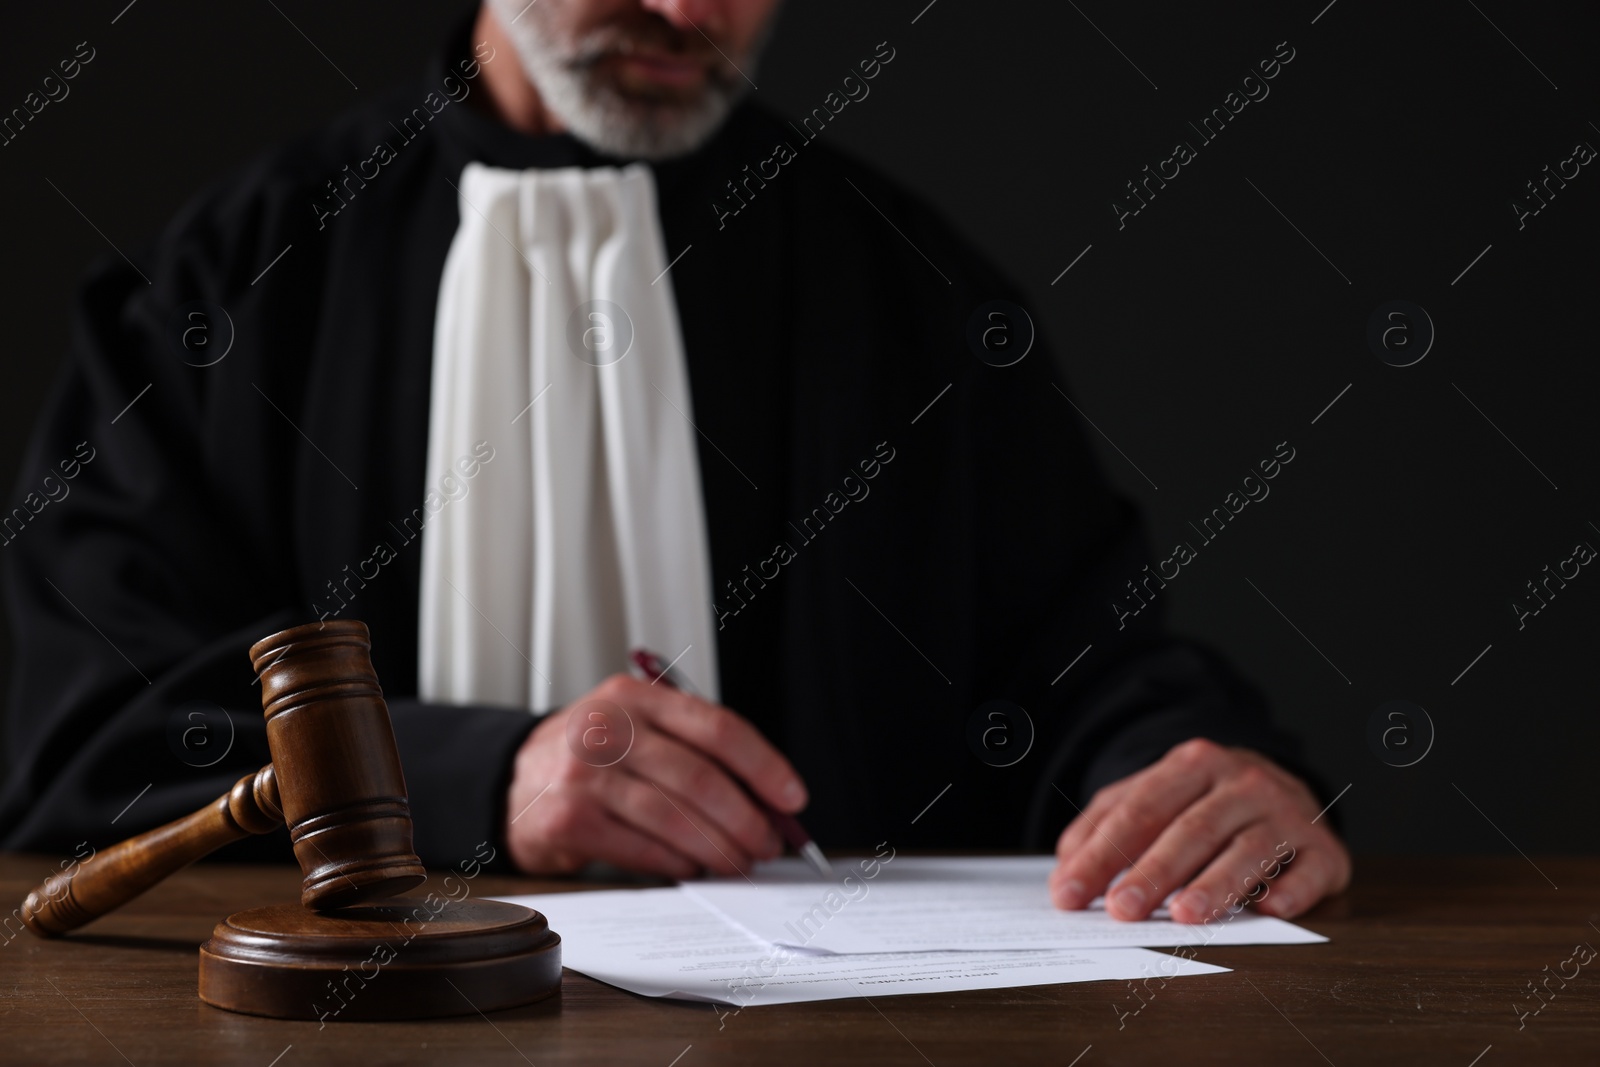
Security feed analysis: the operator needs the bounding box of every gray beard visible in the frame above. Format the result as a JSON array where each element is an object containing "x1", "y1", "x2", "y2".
[{"x1": 485, "y1": 1, "x2": 761, "y2": 161}]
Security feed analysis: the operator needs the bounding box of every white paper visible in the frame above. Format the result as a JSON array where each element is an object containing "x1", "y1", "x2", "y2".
[
  {"x1": 680, "y1": 856, "x2": 1327, "y2": 953},
  {"x1": 493, "y1": 886, "x2": 1229, "y2": 1007}
]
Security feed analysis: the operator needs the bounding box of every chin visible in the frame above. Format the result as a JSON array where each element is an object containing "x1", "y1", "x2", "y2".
[{"x1": 547, "y1": 78, "x2": 741, "y2": 160}]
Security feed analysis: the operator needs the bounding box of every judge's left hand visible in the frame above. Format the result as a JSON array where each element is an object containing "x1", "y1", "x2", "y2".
[{"x1": 1048, "y1": 738, "x2": 1350, "y2": 923}]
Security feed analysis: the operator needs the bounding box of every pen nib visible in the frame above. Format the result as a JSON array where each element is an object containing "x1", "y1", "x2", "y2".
[{"x1": 799, "y1": 841, "x2": 835, "y2": 881}]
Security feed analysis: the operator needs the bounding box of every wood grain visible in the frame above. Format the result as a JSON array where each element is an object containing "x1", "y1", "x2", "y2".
[
  {"x1": 18, "y1": 620, "x2": 431, "y2": 937},
  {"x1": 2, "y1": 854, "x2": 1597, "y2": 1065},
  {"x1": 198, "y1": 898, "x2": 560, "y2": 1020},
  {"x1": 248, "y1": 620, "x2": 427, "y2": 910},
  {"x1": 19, "y1": 766, "x2": 283, "y2": 937}
]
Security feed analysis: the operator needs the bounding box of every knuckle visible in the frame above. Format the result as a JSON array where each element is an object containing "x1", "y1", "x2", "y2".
[
  {"x1": 1172, "y1": 736, "x2": 1220, "y2": 768},
  {"x1": 1125, "y1": 801, "x2": 1165, "y2": 836},
  {"x1": 703, "y1": 705, "x2": 740, "y2": 751},
  {"x1": 1171, "y1": 812, "x2": 1222, "y2": 855},
  {"x1": 1113, "y1": 806, "x2": 1162, "y2": 847},
  {"x1": 552, "y1": 755, "x2": 588, "y2": 785},
  {"x1": 1246, "y1": 836, "x2": 1288, "y2": 882},
  {"x1": 1238, "y1": 822, "x2": 1278, "y2": 854},
  {"x1": 594, "y1": 673, "x2": 638, "y2": 703},
  {"x1": 513, "y1": 746, "x2": 542, "y2": 782},
  {"x1": 683, "y1": 760, "x2": 723, "y2": 807},
  {"x1": 1231, "y1": 764, "x2": 1277, "y2": 796}
]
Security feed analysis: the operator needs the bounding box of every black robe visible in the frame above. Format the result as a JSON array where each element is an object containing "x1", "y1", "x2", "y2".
[{"x1": 0, "y1": 15, "x2": 1314, "y2": 868}]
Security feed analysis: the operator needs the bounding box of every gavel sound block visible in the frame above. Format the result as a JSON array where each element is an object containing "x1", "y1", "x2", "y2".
[{"x1": 18, "y1": 620, "x2": 560, "y2": 1020}]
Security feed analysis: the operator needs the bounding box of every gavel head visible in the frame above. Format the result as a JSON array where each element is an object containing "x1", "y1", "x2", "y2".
[{"x1": 252, "y1": 620, "x2": 427, "y2": 910}]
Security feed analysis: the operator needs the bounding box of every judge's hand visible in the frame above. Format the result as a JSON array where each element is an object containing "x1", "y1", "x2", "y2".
[
  {"x1": 1048, "y1": 738, "x2": 1350, "y2": 923},
  {"x1": 503, "y1": 674, "x2": 807, "y2": 879}
]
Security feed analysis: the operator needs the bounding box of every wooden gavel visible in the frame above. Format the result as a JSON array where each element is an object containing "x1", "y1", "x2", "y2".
[{"x1": 20, "y1": 620, "x2": 427, "y2": 936}]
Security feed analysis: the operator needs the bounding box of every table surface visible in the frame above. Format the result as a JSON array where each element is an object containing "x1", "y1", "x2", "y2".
[{"x1": 1, "y1": 853, "x2": 1596, "y2": 1066}]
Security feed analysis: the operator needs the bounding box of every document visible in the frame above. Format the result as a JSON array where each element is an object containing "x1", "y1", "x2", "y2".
[
  {"x1": 493, "y1": 886, "x2": 1230, "y2": 1007},
  {"x1": 679, "y1": 856, "x2": 1327, "y2": 953}
]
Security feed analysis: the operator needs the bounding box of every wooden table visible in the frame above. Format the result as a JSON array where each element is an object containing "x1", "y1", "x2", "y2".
[{"x1": 2, "y1": 853, "x2": 1596, "y2": 1065}]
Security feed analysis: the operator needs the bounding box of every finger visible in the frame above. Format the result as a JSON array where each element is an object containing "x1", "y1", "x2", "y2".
[
  {"x1": 607, "y1": 772, "x2": 758, "y2": 878},
  {"x1": 1104, "y1": 769, "x2": 1274, "y2": 921},
  {"x1": 622, "y1": 677, "x2": 808, "y2": 813},
  {"x1": 1049, "y1": 781, "x2": 1130, "y2": 907},
  {"x1": 1053, "y1": 779, "x2": 1130, "y2": 863},
  {"x1": 631, "y1": 727, "x2": 783, "y2": 859},
  {"x1": 580, "y1": 810, "x2": 703, "y2": 881},
  {"x1": 516, "y1": 792, "x2": 698, "y2": 880},
  {"x1": 1051, "y1": 753, "x2": 1218, "y2": 910},
  {"x1": 1049, "y1": 780, "x2": 1146, "y2": 910},
  {"x1": 1164, "y1": 825, "x2": 1283, "y2": 925},
  {"x1": 1254, "y1": 837, "x2": 1351, "y2": 920}
]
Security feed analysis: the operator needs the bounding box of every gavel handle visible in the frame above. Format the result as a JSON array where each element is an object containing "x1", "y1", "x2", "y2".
[{"x1": 20, "y1": 765, "x2": 283, "y2": 937}]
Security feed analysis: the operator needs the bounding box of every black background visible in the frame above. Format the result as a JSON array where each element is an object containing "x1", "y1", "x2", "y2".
[{"x1": 1, "y1": 0, "x2": 1595, "y2": 857}]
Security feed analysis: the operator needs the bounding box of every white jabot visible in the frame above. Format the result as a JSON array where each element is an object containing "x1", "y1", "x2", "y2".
[{"x1": 418, "y1": 162, "x2": 720, "y2": 712}]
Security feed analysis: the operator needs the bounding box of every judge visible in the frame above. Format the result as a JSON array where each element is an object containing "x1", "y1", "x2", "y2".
[{"x1": 0, "y1": 0, "x2": 1349, "y2": 924}]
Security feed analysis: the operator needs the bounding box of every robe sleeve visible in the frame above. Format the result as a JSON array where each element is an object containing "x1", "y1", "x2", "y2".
[
  {"x1": 830, "y1": 165, "x2": 1333, "y2": 849},
  {"x1": 948, "y1": 260, "x2": 1330, "y2": 848},
  {"x1": 0, "y1": 186, "x2": 536, "y2": 870},
  {"x1": 974, "y1": 390, "x2": 1328, "y2": 849}
]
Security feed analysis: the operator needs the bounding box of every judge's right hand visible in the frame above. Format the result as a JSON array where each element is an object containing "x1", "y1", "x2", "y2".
[{"x1": 503, "y1": 674, "x2": 808, "y2": 879}]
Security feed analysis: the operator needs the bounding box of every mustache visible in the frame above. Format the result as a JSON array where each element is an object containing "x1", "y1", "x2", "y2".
[{"x1": 565, "y1": 14, "x2": 727, "y2": 72}]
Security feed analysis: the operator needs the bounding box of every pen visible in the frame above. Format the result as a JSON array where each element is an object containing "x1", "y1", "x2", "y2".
[{"x1": 630, "y1": 648, "x2": 835, "y2": 881}]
